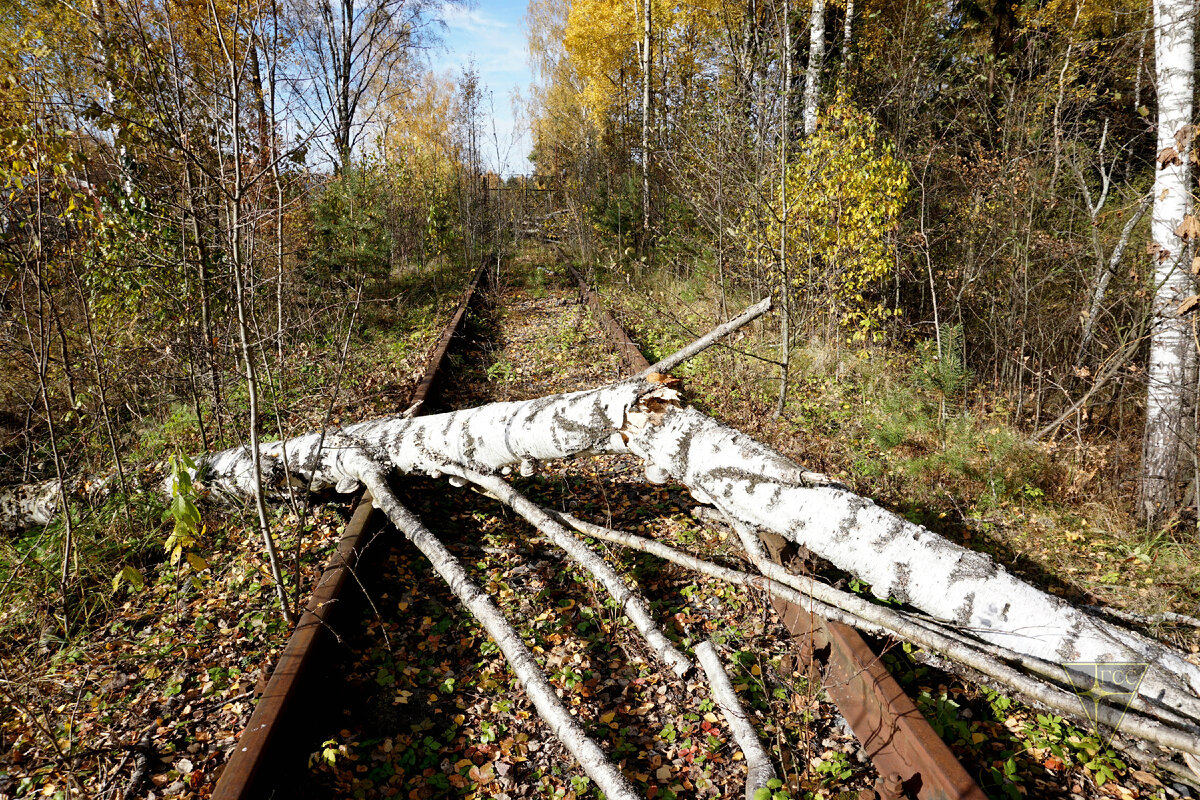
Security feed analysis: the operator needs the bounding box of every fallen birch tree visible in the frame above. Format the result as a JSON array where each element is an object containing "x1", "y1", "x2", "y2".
[{"x1": 6, "y1": 304, "x2": 1200, "y2": 788}]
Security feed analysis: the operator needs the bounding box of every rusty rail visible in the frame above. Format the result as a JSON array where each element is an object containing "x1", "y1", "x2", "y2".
[
  {"x1": 568, "y1": 267, "x2": 987, "y2": 800},
  {"x1": 212, "y1": 263, "x2": 490, "y2": 800}
]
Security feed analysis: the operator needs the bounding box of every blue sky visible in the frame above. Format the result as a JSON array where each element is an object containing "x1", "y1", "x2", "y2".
[{"x1": 435, "y1": 0, "x2": 535, "y2": 175}]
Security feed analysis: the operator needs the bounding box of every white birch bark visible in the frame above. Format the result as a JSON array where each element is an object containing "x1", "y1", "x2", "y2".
[
  {"x1": 695, "y1": 641, "x2": 778, "y2": 800},
  {"x1": 842, "y1": 0, "x2": 852, "y2": 66},
  {"x1": 641, "y1": 0, "x2": 652, "y2": 238},
  {"x1": 9, "y1": 376, "x2": 1200, "y2": 724},
  {"x1": 559, "y1": 510, "x2": 1200, "y2": 753},
  {"x1": 10, "y1": 372, "x2": 1200, "y2": 752},
  {"x1": 139, "y1": 377, "x2": 1200, "y2": 716},
  {"x1": 1142, "y1": 0, "x2": 1196, "y2": 524},
  {"x1": 802, "y1": 0, "x2": 825, "y2": 136},
  {"x1": 355, "y1": 467, "x2": 639, "y2": 800},
  {"x1": 621, "y1": 400, "x2": 1200, "y2": 717}
]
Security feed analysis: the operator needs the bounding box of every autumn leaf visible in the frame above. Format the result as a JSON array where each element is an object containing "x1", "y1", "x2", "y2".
[
  {"x1": 1178, "y1": 295, "x2": 1200, "y2": 316},
  {"x1": 1175, "y1": 214, "x2": 1200, "y2": 241},
  {"x1": 1157, "y1": 147, "x2": 1181, "y2": 167}
]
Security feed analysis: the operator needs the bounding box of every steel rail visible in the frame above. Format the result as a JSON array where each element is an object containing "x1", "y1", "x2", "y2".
[
  {"x1": 568, "y1": 265, "x2": 987, "y2": 800},
  {"x1": 211, "y1": 263, "x2": 490, "y2": 799}
]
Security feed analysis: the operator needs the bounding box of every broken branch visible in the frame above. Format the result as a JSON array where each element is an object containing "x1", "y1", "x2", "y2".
[
  {"x1": 356, "y1": 466, "x2": 639, "y2": 800},
  {"x1": 695, "y1": 640, "x2": 778, "y2": 800},
  {"x1": 456, "y1": 468, "x2": 692, "y2": 678}
]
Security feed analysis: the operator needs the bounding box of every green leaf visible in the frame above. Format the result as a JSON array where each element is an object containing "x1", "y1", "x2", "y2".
[{"x1": 112, "y1": 565, "x2": 145, "y2": 592}]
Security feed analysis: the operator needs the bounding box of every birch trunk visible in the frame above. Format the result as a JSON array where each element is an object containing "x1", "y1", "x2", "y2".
[
  {"x1": 802, "y1": 0, "x2": 824, "y2": 135},
  {"x1": 10, "y1": 374, "x2": 1200, "y2": 720},
  {"x1": 641, "y1": 0, "x2": 653, "y2": 242},
  {"x1": 841, "y1": 0, "x2": 852, "y2": 67},
  {"x1": 107, "y1": 375, "x2": 1194, "y2": 719},
  {"x1": 777, "y1": 0, "x2": 792, "y2": 417},
  {"x1": 1141, "y1": 0, "x2": 1196, "y2": 525}
]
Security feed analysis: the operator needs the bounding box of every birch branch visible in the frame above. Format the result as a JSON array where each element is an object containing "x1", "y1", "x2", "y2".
[
  {"x1": 695, "y1": 640, "x2": 778, "y2": 800},
  {"x1": 638, "y1": 297, "x2": 772, "y2": 378},
  {"x1": 354, "y1": 466, "x2": 639, "y2": 800},
  {"x1": 454, "y1": 468, "x2": 692, "y2": 678},
  {"x1": 1087, "y1": 605, "x2": 1200, "y2": 631},
  {"x1": 557, "y1": 511, "x2": 1200, "y2": 757}
]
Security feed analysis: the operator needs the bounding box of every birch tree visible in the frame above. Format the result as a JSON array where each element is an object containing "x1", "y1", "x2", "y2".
[
  {"x1": 1141, "y1": 0, "x2": 1195, "y2": 526},
  {"x1": 802, "y1": 0, "x2": 824, "y2": 135},
  {"x1": 640, "y1": 0, "x2": 653, "y2": 242},
  {"x1": 292, "y1": 0, "x2": 442, "y2": 170}
]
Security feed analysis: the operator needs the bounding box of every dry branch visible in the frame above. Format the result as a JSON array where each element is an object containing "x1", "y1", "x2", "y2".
[
  {"x1": 356, "y1": 465, "x2": 639, "y2": 800},
  {"x1": 457, "y1": 468, "x2": 692, "y2": 678},
  {"x1": 695, "y1": 640, "x2": 777, "y2": 800}
]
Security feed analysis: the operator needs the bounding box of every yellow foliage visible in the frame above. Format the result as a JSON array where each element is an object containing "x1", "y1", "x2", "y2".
[
  {"x1": 752, "y1": 93, "x2": 909, "y2": 340},
  {"x1": 383, "y1": 70, "x2": 459, "y2": 174},
  {"x1": 560, "y1": 0, "x2": 740, "y2": 129},
  {"x1": 1022, "y1": 0, "x2": 1148, "y2": 40}
]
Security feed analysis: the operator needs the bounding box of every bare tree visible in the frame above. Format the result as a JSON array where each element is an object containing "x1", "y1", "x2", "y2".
[{"x1": 293, "y1": 0, "x2": 443, "y2": 170}]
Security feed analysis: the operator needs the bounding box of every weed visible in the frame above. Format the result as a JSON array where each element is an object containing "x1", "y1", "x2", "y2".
[
  {"x1": 811, "y1": 751, "x2": 854, "y2": 785},
  {"x1": 486, "y1": 358, "x2": 515, "y2": 384}
]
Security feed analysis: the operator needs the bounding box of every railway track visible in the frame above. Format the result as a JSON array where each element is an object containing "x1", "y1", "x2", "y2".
[
  {"x1": 210, "y1": 259, "x2": 988, "y2": 799},
  {"x1": 211, "y1": 264, "x2": 489, "y2": 799}
]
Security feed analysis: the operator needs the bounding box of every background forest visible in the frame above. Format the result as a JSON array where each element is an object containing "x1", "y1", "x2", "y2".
[{"x1": 524, "y1": 0, "x2": 1198, "y2": 530}]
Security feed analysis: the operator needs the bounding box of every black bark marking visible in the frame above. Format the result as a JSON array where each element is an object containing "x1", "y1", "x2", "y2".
[
  {"x1": 671, "y1": 426, "x2": 699, "y2": 475},
  {"x1": 769, "y1": 486, "x2": 782, "y2": 508},
  {"x1": 888, "y1": 563, "x2": 912, "y2": 604},
  {"x1": 461, "y1": 425, "x2": 479, "y2": 466},
  {"x1": 955, "y1": 592, "x2": 976, "y2": 626},
  {"x1": 549, "y1": 407, "x2": 596, "y2": 451},
  {"x1": 833, "y1": 496, "x2": 870, "y2": 543},
  {"x1": 948, "y1": 550, "x2": 999, "y2": 584},
  {"x1": 1000, "y1": 602, "x2": 1011, "y2": 622},
  {"x1": 1056, "y1": 618, "x2": 1084, "y2": 661},
  {"x1": 702, "y1": 466, "x2": 787, "y2": 503},
  {"x1": 871, "y1": 517, "x2": 905, "y2": 552},
  {"x1": 586, "y1": 396, "x2": 618, "y2": 439}
]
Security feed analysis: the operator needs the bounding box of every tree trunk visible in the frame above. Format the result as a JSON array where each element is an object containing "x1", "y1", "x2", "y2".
[
  {"x1": 9, "y1": 336, "x2": 1200, "y2": 749},
  {"x1": 641, "y1": 0, "x2": 652, "y2": 245},
  {"x1": 1141, "y1": 0, "x2": 1195, "y2": 526},
  {"x1": 842, "y1": 0, "x2": 853, "y2": 67},
  {"x1": 130, "y1": 377, "x2": 1199, "y2": 719},
  {"x1": 802, "y1": 0, "x2": 824, "y2": 135},
  {"x1": 776, "y1": 0, "x2": 792, "y2": 417}
]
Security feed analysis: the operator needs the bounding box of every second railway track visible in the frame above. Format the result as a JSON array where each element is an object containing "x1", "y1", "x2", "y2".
[{"x1": 214, "y1": 257, "x2": 991, "y2": 799}]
